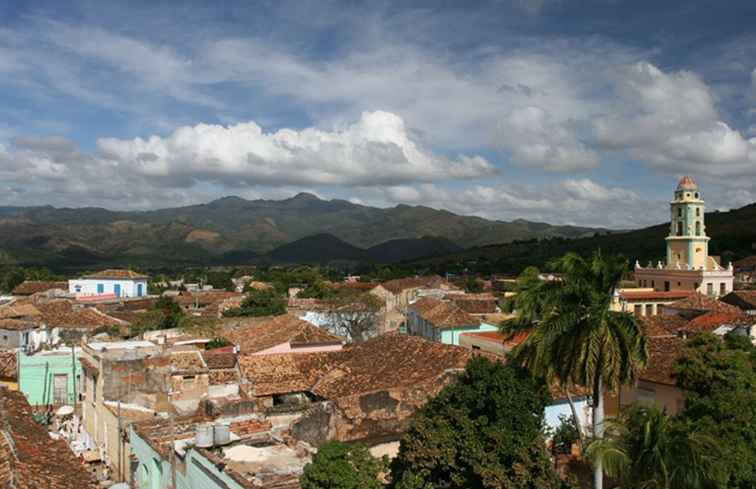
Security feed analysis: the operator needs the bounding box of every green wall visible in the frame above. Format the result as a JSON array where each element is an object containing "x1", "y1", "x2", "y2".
[
  {"x1": 18, "y1": 349, "x2": 81, "y2": 406},
  {"x1": 440, "y1": 322, "x2": 499, "y2": 346}
]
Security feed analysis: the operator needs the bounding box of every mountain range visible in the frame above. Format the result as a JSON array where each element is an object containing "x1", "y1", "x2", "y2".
[{"x1": 0, "y1": 193, "x2": 604, "y2": 271}]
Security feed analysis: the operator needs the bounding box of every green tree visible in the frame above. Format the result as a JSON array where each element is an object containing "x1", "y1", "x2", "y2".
[
  {"x1": 223, "y1": 288, "x2": 286, "y2": 317},
  {"x1": 464, "y1": 276, "x2": 484, "y2": 293},
  {"x1": 505, "y1": 251, "x2": 648, "y2": 489},
  {"x1": 300, "y1": 442, "x2": 387, "y2": 489},
  {"x1": 389, "y1": 357, "x2": 571, "y2": 489},
  {"x1": 551, "y1": 415, "x2": 580, "y2": 456},
  {"x1": 0, "y1": 267, "x2": 26, "y2": 293},
  {"x1": 674, "y1": 333, "x2": 756, "y2": 488},
  {"x1": 586, "y1": 404, "x2": 723, "y2": 489},
  {"x1": 322, "y1": 290, "x2": 383, "y2": 343}
]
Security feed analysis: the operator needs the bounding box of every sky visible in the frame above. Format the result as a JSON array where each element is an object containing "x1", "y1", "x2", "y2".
[{"x1": 0, "y1": 0, "x2": 755, "y2": 229}]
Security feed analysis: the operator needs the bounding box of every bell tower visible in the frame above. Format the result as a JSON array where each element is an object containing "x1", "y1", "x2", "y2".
[{"x1": 665, "y1": 176, "x2": 709, "y2": 270}]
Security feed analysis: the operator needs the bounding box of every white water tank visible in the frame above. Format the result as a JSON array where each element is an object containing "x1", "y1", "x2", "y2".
[
  {"x1": 213, "y1": 422, "x2": 231, "y2": 446},
  {"x1": 195, "y1": 423, "x2": 214, "y2": 448}
]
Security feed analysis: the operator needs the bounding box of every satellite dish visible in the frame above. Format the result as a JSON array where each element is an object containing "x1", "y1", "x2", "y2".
[{"x1": 56, "y1": 405, "x2": 75, "y2": 417}]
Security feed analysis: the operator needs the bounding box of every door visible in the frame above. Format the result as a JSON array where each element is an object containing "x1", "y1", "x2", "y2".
[
  {"x1": 137, "y1": 283, "x2": 144, "y2": 297},
  {"x1": 114, "y1": 283, "x2": 121, "y2": 297},
  {"x1": 97, "y1": 283, "x2": 104, "y2": 294},
  {"x1": 53, "y1": 374, "x2": 68, "y2": 405}
]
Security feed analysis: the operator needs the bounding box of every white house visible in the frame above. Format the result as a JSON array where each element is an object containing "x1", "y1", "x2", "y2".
[{"x1": 69, "y1": 269, "x2": 149, "y2": 298}]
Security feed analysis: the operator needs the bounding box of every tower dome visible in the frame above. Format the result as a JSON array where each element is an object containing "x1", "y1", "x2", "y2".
[{"x1": 676, "y1": 176, "x2": 698, "y2": 191}]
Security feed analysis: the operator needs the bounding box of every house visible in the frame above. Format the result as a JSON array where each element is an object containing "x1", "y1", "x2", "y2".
[
  {"x1": 369, "y1": 275, "x2": 454, "y2": 333},
  {"x1": 733, "y1": 255, "x2": 756, "y2": 284},
  {"x1": 239, "y1": 333, "x2": 485, "y2": 451},
  {"x1": 0, "y1": 349, "x2": 18, "y2": 390},
  {"x1": 406, "y1": 297, "x2": 498, "y2": 345},
  {"x1": 36, "y1": 299, "x2": 127, "y2": 344},
  {"x1": 69, "y1": 269, "x2": 149, "y2": 298},
  {"x1": 222, "y1": 314, "x2": 344, "y2": 355},
  {"x1": 0, "y1": 301, "x2": 53, "y2": 350},
  {"x1": 17, "y1": 346, "x2": 82, "y2": 406},
  {"x1": 634, "y1": 177, "x2": 734, "y2": 297},
  {"x1": 0, "y1": 388, "x2": 98, "y2": 488},
  {"x1": 11, "y1": 280, "x2": 68, "y2": 296},
  {"x1": 659, "y1": 292, "x2": 742, "y2": 319},
  {"x1": 720, "y1": 290, "x2": 756, "y2": 314},
  {"x1": 459, "y1": 330, "x2": 530, "y2": 357},
  {"x1": 610, "y1": 288, "x2": 695, "y2": 317},
  {"x1": 130, "y1": 414, "x2": 307, "y2": 489}
]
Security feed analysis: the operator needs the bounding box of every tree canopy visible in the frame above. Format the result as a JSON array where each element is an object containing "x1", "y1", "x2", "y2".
[
  {"x1": 222, "y1": 288, "x2": 287, "y2": 317},
  {"x1": 389, "y1": 356, "x2": 572, "y2": 489},
  {"x1": 300, "y1": 442, "x2": 387, "y2": 489},
  {"x1": 674, "y1": 333, "x2": 756, "y2": 489}
]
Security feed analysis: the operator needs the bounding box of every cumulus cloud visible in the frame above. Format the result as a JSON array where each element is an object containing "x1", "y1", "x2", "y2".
[
  {"x1": 98, "y1": 111, "x2": 495, "y2": 187},
  {"x1": 594, "y1": 62, "x2": 756, "y2": 176}
]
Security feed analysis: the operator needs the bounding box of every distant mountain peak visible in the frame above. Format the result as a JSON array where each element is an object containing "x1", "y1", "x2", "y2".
[{"x1": 288, "y1": 192, "x2": 322, "y2": 202}]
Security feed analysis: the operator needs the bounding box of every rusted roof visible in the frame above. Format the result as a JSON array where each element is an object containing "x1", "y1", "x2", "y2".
[
  {"x1": 169, "y1": 349, "x2": 208, "y2": 373},
  {"x1": 81, "y1": 269, "x2": 148, "y2": 279},
  {"x1": 409, "y1": 298, "x2": 479, "y2": 329},
  {"x1": 0, "y1": 389, "x2": 98, "y2": 488},
  {"x1": 222, "y1": 314, "x2": 343, "y2": 354},
  {"x1": 0, "y1": 350, "x2": 17, "y2": 380},
  {"x1": 238, "y1": 352, "x2": 338, "y2": 396},
  {"x1": 202, "y1": 350, "x2": 237, "y2": 369},
  {"x1": 11, "y1": 281, "x2": 68, "y2": 295},
  {"x1": 664, "y1": 293, "x2": 741, "y2": 314}
]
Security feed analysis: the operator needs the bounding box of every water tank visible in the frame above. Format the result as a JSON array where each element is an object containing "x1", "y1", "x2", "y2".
[
  {"x1": 195, "y1": 423, "x2": 214, "y2": 448},
  {"x1": 213, "y1": 422, "x2": 231, "y2": 446}
]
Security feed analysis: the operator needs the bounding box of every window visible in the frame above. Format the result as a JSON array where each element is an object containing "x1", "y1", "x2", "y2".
[
  {"x1": 677, "y1": 208, "x2": 682, "y2": 217},
  {"x1": 645, "y1": 304, "x2": 653, "y2": 316},
  {"x1": 695, "y1": 192, "x2": 699, "y2": 199},
  {"x1": 97, "y1": 283, "x2": 104, "y2": 294},
  {"x1": 634, "y1": 305, "x2": 642, "y2": 317},
  {"x1": 706, "y1": 283, "x2": 714, "y2": 296},
  {"x1": 696, "y1": 208, "x2": 700, "y2": 217},
  {"x1": 696, "y1": 221, "x2": 701, "y2": 236},
  {"x1": 720, "y1": 283, "x2": 726, "y2": 295},
  {"x1": 664, "y1": 281, "x2": 670, "y2": 292},
  {"x1": 677, "y1": 222, "x2": 683, "y2": 236},
  {"x1": 651, "y1": 280, "x2": 655, "y2": 288},
  {"x1": 53, "y1": 374, "x2": 68, "y2": 405},
  {"x1": 74, "y1": 285, "x2": 82, "y2": 293}
]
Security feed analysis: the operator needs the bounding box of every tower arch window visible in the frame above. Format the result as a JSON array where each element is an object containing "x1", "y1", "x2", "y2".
[
  {"x1": 677, "y1": 222, "x2": 683, "y2": 236},
  {"x1": 695, "y1": 221, "x2": 701, "y2": 236},
  {"x1": 677, "y1": 208, "x2": 682, "y2": 217},
  {"x1": 696, "y1": 208, "x2": 700, "y2": 217}
]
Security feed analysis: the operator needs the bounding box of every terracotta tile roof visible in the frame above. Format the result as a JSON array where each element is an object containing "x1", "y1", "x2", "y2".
[
  {"x1": 378, "y1": 275, "x2": 446, "y2": 294},
  {"x1": 0, "y1": 303, "x2": 41, "y2": 319},
  {"x1": 461, "y1": 330, "x2": 530, "y2": 348},
  {"x1": 641, "y1": 315, "x2": 688, "y2": 338},
  {"x1": 686, "y1": 311, "x2": 753, "y2": 333},
  {"x1": 0, "y1": 350, "x2": 17, "y2": 379},
  {"x1": 209, "y1": 369, "x2": 240, "y2": 385},
  {"x1": 11, "y1": 281, "x2": 68, "y2": 295},
  {"x1": 639, "y1": 336, "x2": 684, "y2": 386},
  {"x1": 619, "y1": 290, "x2": 695, "y2": 301},
  {"x1": 81, "y1": 269, "x2": 148, "y2": 279},
  {"x1": 222, "y1": 314, "x2": 343, "y2": 354},
  {"x1": 239, "y1": 352, "x2": 338, "y2": 396},
  {"x1": 733, "y1": 255, "x2": 756, "y2": 269},
  {"x1": 175, "y1": 291, "x2": 243, "y2": 307},
  {"x1": 0, "y1": 319, "x2": 39, "y2": 331},
  {"x1": 36, "y1": 301, "x2": 126, "y2": 329},
  {"x1": 169, "y1": 349, "x2": 208, "y2": 373},
  {"x1": 451, "y1": 298, "x2": 498, "y2": 314},
  {"x1": 409, "y1": 298, "x2": 479, "y2": 329},
  {"x1": 202, "y1": 350, "x2": 238, "y2": 370},
  {"x1": 0, "y1": 389, "x2": 98, "y2": 488},
  {"x1": 664, "y1": 293, "x2": 741, "y2": 314},
  {"x1": 721, "y1": 290, "x2": 756, "y2": 310}
]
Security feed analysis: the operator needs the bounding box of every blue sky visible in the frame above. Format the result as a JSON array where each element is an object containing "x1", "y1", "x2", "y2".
[{"x1": 0, "y1": 0, "x2": 755, "y2": 228}]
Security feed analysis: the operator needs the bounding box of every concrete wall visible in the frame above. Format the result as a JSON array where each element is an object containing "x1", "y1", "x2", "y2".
[
  {"x1": 619, "y1": 381, "x2": 685, "y2": 416},
  {"x1": 70, "y1": 278, "x2": 148, "y2": 298}
]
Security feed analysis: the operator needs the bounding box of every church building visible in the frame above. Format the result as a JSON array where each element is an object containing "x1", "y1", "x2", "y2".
[{"x1": 634, "y1": 176, "x2": 734, "y2": 297}]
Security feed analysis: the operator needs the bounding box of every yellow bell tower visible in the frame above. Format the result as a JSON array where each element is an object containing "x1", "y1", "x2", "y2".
[{"x1": 665, "y1": 176, "x2": 709, "y2": 270}]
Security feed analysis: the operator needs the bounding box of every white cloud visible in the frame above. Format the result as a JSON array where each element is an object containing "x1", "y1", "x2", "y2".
[
  {"x1": 594, "y1": 62, "x2": 756, "y2": 176},
  {"x1": 98, "y1": 111, "x2": 495, "y2": 187}
]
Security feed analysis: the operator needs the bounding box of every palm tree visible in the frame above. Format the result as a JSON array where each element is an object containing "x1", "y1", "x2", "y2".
[
  {"x1": 504, "y1": 251, "x2": 648, "y2": 489},
  {"x1": 586, "y1": 405, "x2": 723, "y2": 489}
]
